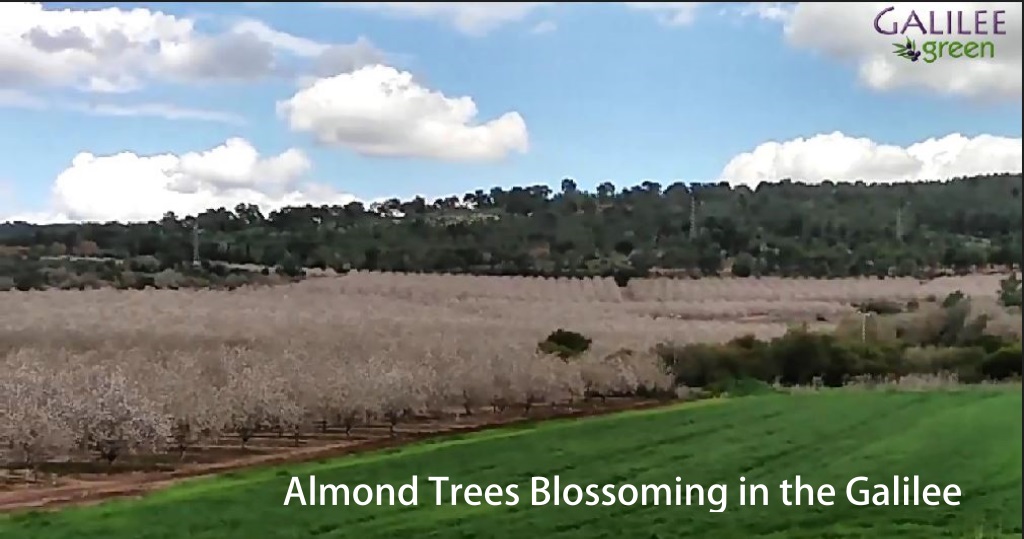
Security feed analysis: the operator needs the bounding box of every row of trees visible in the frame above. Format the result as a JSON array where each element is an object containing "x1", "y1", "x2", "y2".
[
  {"x1": 2, "y1": 174, "x2": 1020, "y2": 281},
  {"x1": 0, "y1": 256, "x2": 297, "y2": 292},
  {"x1": 0, "y1": 341, "x2": 673, "y2": 469}
]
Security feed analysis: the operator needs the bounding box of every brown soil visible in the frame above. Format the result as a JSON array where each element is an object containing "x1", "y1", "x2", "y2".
[{"x1": 0, "y1": 398, "x2": 672, "y2": 514}]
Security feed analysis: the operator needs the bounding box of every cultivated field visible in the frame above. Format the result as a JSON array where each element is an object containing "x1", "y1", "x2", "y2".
[
  {"x1": 0, "y1": 272, "x2": 1015, "y2": 513},
  {"x1": 1, "y1": 391, "x2": 1020, "y2": 538}
]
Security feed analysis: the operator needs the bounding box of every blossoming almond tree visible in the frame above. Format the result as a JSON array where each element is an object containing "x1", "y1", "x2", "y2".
[
  {"x1": 73, "y1": 366, "x2": 172, "y2": 465},
  {"x1": 0, "y1": 364, "x2": 74, "y2": 474}
]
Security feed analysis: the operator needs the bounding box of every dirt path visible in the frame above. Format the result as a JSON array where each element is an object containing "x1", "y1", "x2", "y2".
[{"x1": 0, "y1": 399, "x2": 673, "y2": 514}]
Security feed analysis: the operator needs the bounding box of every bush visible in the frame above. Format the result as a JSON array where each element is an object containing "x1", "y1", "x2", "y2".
[
  {"x1": 706, "y1": 377, "x2": 777, "y2": 397},
  {"x1": 655, "y1": 339, "x2": 773, "y2": 388},
  {"x1": 672, "y1": 289, "x2": 1021, "y2": 388},
  {"x1": 941, "y1": 290, "x2": 966, "y2": 308},
  {"x1": 838, "y1": 340, "x2": 905, "y2": 378},
  {"x1": 998, "y1": 273, "x2": 1022, "y2": 307},
  {"x1": 0, "y1": 275, "x2": 14, "y2": 291},
  {"x1": 856, "y1": 299, "x2": 903, "y2": 315},
  {"x1": 980, "y1": 344, "x2": 1022, "y2": 380},
  {"x1": 223, "y1": 273, "x2": 250, "y2": 290},
  {"x1": 767, "y1": 328, "x2": 845, "y2": 386},
  {"x1": 129, "y1": 255, "x2": 161, "y2": 273},
  {"x1": 612, "y1": 270, "x2": 632, "y2": 288},
  {"x1": 903, "y1": 346, "x2": 987, "y2": 383},
  {"x1": 154, "y1": 269, "x2": 184, "y2": 289},
  {"x1": 731, "y1": 253, "x2": 755, "y2": 278},
  {"x1": 538, "y1": 329, "x2": 592, "y2": 360},
  {"x1": 276, "y1": 261, "x2": 305, "y2": 278}
]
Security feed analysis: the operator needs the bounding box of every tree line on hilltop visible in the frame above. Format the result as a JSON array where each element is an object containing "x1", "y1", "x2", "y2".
[{"x1": 0, "y1": 173, "x2": 1020, "y2": 290}]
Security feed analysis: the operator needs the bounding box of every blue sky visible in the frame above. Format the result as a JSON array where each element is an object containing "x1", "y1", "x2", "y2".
[{"x1": 0, "y1": 2, "x2": 1021, "y2": 223}]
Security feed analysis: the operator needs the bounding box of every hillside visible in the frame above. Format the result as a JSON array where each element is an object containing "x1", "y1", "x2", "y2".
[
  {"x1": 2, "y1": 391, "x2": 1019, "y2": 539},
  {"x1": 1, "y1": 175, "x2": 1021, "y2": 289}
]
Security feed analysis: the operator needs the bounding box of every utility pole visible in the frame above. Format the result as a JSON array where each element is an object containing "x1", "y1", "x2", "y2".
[{"x1": 860, "y1": 312, "x2": 872, "y2": 343}]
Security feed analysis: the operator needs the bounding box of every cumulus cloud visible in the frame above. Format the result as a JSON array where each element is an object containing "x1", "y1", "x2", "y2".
[
  {"x1": 325, "y1": 3, "x2": 552, "y2": 36},
  {"x1": 720, "y1": 131, "x2": 1023, "y2": 186},
  {"x1": 0, "y1": 3, "x2": 385, "y2": 91},
  {"x1": 624, "y1": 3, "x2": 706, "y2": 26},
  {"x1": 277, "y1": 65, "x2": 529, "y2": 162},
  {"x1": 746, "y1": 2, "x2": 1022, "y2": 100},
  {"x1": 311, "y1": 36, "x2": 390, "y2": 77},
  {"x1": 13, "y1": 138, "x2": 356, "y2": 223}
]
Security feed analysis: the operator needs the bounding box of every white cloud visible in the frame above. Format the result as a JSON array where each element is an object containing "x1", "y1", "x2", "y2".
[
  {"x1": 0, "y1": 3, "x2": 384, "y2": 91},
  {"x1": 325, "y1": 3, "x2": 552, "y2": 36},
  {"x1": 746, "y1": 2, "x2": 1022, "y2": 100},
  {"x1": 0, "y1": 89, "x2": 243, "y2": 124},
  {"x1": 229, "y1": 19, "x2": 327, "y2": 57},
  {"x1": 720, "y1": 131, "x2": 1023, "y2": 186},
  {"x1": 0, "y1": 88, "x2": 45, "y2": 108},
  {"x1": 277, "y1": 65, "x2": 529, "y2": 162},
  {"x1": 625, "y1": 3, "x2": 706, "y2": 26},
  {"x1": 531, "y1": 20, "x2": 558, "y2": 34},
  {"x1": 68, "y1": 102, "x2": 245, "y2": 124},
  {"x1": 732, "y1": 2, "x2": 794, "y2": 22},
  {"x1": 13, "y1": 138, "x2": 356, "y2": 223}
]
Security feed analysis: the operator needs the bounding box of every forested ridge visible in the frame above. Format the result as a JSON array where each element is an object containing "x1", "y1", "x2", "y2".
[{"x1": 1, "y1": 174, "x2": 1021, "y2": 285}]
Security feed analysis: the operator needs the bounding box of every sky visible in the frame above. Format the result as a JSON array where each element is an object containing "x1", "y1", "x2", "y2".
[{"x1": 0, "y1": 1, "x2": 1021, "y2": 223}]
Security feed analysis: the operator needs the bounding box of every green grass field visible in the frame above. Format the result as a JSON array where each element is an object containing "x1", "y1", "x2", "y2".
[{"x1": 2, "y1": 390, "x2": 1021, "y2": 538}]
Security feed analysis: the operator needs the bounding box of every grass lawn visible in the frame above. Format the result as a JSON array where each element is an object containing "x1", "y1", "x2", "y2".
[{"x1": 2, "y1": 390, "x2": 1020, "y2": 538}]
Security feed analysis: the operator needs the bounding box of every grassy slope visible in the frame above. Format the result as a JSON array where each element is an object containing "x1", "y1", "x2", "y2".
[{"x1": 2, "y1": 391, "x2": 1020, "y2": 539}]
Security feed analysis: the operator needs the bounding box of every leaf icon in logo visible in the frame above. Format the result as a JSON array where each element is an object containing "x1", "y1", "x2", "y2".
[{"x1": 891, "y1": 37, "x2": 918, "y2": 61}]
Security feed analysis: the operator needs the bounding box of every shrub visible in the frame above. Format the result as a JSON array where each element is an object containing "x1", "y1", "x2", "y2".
[
  {"x1": 223, "y1": 273, "x2": 250, "y2": 290},
  {"x1": 656, "y1": 342, "x2": 736, "y2": 387},
  {"x1": 0, "y1": 275, "x2": 14, "y2": 291},
  {"x1": 129, "y1": 255, "x2": 162, "y2": 273},
  {"x1": 767, "y1": 328, "x2": 842, "y2": 386},
  {"x1": 856, "y1": 299, "x2": 903, "y2": 315},
  {"x1": 538, "y1": 329, "x2": 592, "y2": 360},
  {"x1": 731, "y1": 253, "x2": 755, "y2": 278},
  {"x1": 998, "y1": 273, "x2": 1022, "y2": 307},
  {"x1": 655, "y1": 340, "x2": 772, "y2": 388},
  {"x1": 941, "y1": 290, "x2": 966, "y2": 308},
  {"x1": 14, "y1": 271, "x2": 44, "y2": 291},
  {"x1": 277, "y1": 261, "x2": 305, "y2": 278},
  {"x1": 980, "y1": 344, "x2": 1022, "y2": 380},
  {"x1": 154, "y1": 269, "x2": 184, "y2": 289},
  {"x1": 838, "y1": 340, "x2": 905, "y2": 379},
  {"x1": 707, "y1": 377, "x2": 777, "y2": 397},
  {"x1": 612, "y1": 270, "x2": 632, "y2": 288},
  {"x1": 903, "y1": 346, "x2": 987, "y2": 383}
]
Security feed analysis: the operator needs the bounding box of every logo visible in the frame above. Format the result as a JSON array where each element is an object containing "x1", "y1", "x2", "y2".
[
  {"x1": 892, "y1": 37, "x2": 921, "y2": 62},
  {"x1": 874, "y1": 5, "x2": 1007, "y2": 64}
]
